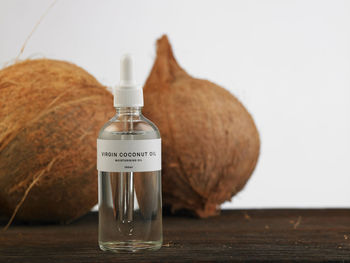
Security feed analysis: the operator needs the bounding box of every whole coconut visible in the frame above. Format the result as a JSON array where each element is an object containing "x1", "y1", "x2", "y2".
[
  {"x1": 143, "y1": 36, "x2": 260, "y2": 218},
  {"x1": 0, "y1": 59, "x2": 114, "y2": 224}
]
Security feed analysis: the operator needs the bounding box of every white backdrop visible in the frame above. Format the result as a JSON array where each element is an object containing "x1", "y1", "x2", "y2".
[{"x1": 1, "y1": 0, "x2": 349, "y2": 208}]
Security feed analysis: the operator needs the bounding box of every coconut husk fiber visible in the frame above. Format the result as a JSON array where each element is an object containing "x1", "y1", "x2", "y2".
[
  {"x1": 143, "y1": 35, "x2": 260, "y2": 218},
  {"x1": 0, "y1": 59, "x2": 114, "y2": 227}
]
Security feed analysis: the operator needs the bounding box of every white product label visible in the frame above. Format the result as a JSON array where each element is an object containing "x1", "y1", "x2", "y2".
[{"x1": 97, "y1": 139, "x2": 161, "y2": 172}]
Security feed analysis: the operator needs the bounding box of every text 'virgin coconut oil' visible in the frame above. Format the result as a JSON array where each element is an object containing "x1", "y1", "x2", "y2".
[{"x1": 97, "y1": 55, "x2": 162, "y2": 252}]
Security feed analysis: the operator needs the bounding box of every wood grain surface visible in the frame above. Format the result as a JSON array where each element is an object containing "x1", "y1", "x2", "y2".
[{"x1": 1, "y1": 209, "x2": 350, "y2": 262}]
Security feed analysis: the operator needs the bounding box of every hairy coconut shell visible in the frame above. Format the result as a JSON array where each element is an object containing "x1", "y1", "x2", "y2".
[
  {"x1": 0, "y1": 59, "x2": 114, "y2": 223},
  {"x1": 143, "y1": 36, "x2": 260, "y2": 218}
]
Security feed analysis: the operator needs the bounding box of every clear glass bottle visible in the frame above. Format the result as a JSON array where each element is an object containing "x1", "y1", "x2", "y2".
[{"x1": 97, "y1": 55, "x2": 162, "y2": 252}]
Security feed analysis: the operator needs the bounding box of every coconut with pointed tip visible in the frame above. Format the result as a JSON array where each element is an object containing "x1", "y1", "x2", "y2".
[{"x1": 143, "y1": 36, "x2": 260, "y2": 218}]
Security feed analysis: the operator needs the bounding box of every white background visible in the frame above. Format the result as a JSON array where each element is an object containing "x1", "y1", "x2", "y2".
[{"x1": 1, "y1": 0, "x2": 349, "y2": 209}]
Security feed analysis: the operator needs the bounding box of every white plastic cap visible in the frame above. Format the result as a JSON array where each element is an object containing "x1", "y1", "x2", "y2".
[{"x1": 114, "y1": 54, "x2": 144, "y2": 107}]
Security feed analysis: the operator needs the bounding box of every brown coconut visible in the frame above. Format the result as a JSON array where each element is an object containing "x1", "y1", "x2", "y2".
[
  {"x1": 143, "y1": 35, "x2": 260, "y2": 218},
  {"x1": 0, "y1": 59, "x2": 114, "y2": 224}
]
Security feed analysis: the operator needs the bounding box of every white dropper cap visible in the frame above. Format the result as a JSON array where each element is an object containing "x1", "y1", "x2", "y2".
[{"x1": 114, "y1": 54, "x2": 144, "y2": 107}]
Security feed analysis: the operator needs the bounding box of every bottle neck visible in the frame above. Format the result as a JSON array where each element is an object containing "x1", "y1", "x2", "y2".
[{"x1": 115, "y1": 107, "x2": 142, "y2": 116}]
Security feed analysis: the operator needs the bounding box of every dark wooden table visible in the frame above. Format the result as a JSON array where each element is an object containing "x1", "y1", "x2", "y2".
[{"x1": 1, "y1": 209, "x2": 350, "y2": 262}]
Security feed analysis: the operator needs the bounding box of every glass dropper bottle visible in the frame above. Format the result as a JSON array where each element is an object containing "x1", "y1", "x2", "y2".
[{"x1": 97, "y1": 54, "x2": 162, "y2": 252}]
